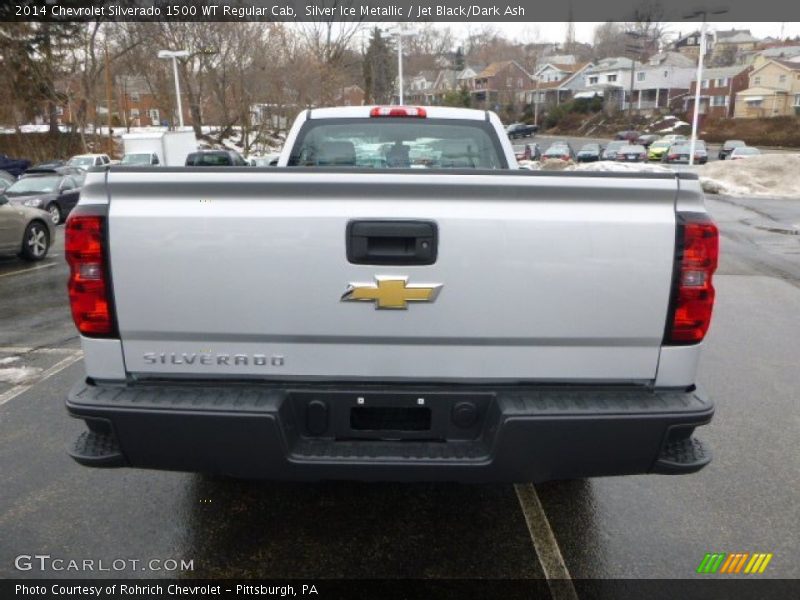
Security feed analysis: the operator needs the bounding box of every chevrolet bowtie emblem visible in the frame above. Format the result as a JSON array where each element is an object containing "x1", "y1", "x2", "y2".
[{"x1": 341, "y1": 277, "x2": 442, "y2": 310}]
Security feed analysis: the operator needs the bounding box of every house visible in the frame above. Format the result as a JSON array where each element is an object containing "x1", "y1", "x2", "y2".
[
  {"x1": 406, "y1": 70, "x2": 438, "y2": 105},
  {"x1": 685, "y1": 66, "x2": 752, "y2": 118},
  {"x1": 526, "y1": 62, "x2": 593, "y2": 108},
  {"x1": 673, "y1": 30, "x2": 715, "y2": 59},
  {"x1": 456, "y1": 65, "x2": 484, "y2": 93},
  {"x1": 734, "y1": 59, "x2": 800, "y2": 118},
  {"x1": 115, "y1": 76, "x2": 167, "y2": 127},
  {"x1": 711, "y1": 29, "x2": 759, "y2": 65},
  {"x1": 581, "y1": 57, "x2": 634, "y2": 108},
  {"x1": 429, "y1": 69, "x2": 460, "y2": 104},
  {"x1": 738, "y1": 45, "x2": 800, "y2": 67},
  {"x1": 631, "y1": 63, "x2": 695, "y2": 111},
  {"x1": 470, "y1": 61, "x2": 532, "y2": 109},
  {"x1": 335, "y1": 85, "x2": 365, "y2": 107}
]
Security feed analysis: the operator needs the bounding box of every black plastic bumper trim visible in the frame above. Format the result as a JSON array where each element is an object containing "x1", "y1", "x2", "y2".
[{"x1": 66, "y1": 380, "x2": 713, "y2": 482}]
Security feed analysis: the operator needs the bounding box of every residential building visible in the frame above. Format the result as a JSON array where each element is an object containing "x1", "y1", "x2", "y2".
[
  {"x1": 470, "y1": 61, "x2": 532, "y2": 109},
  {"x1": 710, "y1": 29, "x2": 759, "y2": 65},
  {"x1": 456, "y1": 65, "x2": 484, "y2": 93},
  {"x1": 334, "y1": 85, "x2": 365, "y2": 107},
  {"x1": 673, "y1": 30, "x2": 715, "y2": 60},
  {"x1": 429, "y1": 69, "x2": 460, "y2": 104},
  {"x1": 526, "y1": 62, "x2": 593, "y2": 108},
  {"x1": 734, "y1": 59, "x2": 800, "y2": 118},
  {"x1": 737, "y1": 45, "x2": 800, "y2": 67},
  {"x1": 581, "y1": 57, "x2": 634, "y2": 109},
  {"x1": 406, "y1": 70, "x2": 438, "y2": 105},
  {"x1": 685, "y1": 65, "x2": 752, "y2": 118}
]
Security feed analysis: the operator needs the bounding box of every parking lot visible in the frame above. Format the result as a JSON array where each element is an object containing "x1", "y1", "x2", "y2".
[{"x1": 1, "y1": 196, "x2": 798, "y2": 591}]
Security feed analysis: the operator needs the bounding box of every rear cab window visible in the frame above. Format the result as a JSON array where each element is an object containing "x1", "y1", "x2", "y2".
[{"x1": 288, "y1": 118, "x2": 508, "y2": 169}]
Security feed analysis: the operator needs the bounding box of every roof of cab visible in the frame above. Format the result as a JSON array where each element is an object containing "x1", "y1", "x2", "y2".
[{"x1": 308, "y1": 105, "x2": 488, "y2": 120}]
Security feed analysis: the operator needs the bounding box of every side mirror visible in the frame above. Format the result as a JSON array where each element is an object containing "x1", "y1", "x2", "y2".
[{"x1": 152, "y1": 156, "x2": 160, "y2": 165}]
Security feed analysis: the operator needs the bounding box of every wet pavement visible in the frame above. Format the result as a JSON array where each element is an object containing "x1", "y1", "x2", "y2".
[{"x1": 0, "y1": 199, "x2": 798, "y2": 586}]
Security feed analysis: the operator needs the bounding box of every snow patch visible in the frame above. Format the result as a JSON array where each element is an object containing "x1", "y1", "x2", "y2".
[
  {"x1": 0, "y1": 357, "x2": 20, "y2": 365},
  {"x1": 566, "y1": 162, "x2": 672, "y2": 173},
  {"x1": 0, "y1": 366, "x2": 41, "y2": 385},
  {"x1": 698, "y1": 155, "x2": 800, "y2": 198}
]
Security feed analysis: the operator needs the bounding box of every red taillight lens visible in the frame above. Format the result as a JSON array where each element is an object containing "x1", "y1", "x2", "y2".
[
  {"x1": 370, "y1": 106, "x2": 427, "y2": 118},
  {"x1": 66, "y1": 213, "x2": 115, "y2": 336},
  {"x1": 666, "y1": 213, "x2": 719, "y2": 344}
]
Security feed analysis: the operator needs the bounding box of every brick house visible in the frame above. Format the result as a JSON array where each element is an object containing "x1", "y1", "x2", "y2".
[
  {"x1": 470, "y1": 61, "x2": 532, "y2": 109},
  {"x1": 685, "y1": 65, "x2": 752, "y2": 118}
]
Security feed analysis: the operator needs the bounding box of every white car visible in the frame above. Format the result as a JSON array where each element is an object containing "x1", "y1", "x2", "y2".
[
  {"x1": 67, "y1": 154, "x2": 111, "y2": 170},
  {"x1": 729, "y1": 146, "x2": 762, "y2": 160}
]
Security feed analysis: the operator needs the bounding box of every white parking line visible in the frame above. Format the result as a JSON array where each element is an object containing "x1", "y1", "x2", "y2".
[
  {"x1": 515, "y1": 483, "x2": 579, "y2": 600},
  {"x1": 0, "y1": 346, "x2": 78, "y2": 355},
  {"x1": 0, "y1": 351, "x2": 83, "y2": 407},
  {"x1": 0, "y1": 263, "x2": 59, "y2": 279}
]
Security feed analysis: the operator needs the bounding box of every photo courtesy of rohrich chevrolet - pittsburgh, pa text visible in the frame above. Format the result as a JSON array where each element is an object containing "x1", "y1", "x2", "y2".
[{"x1": 0, "y1": 0, "x2": 798, "y2": 598}]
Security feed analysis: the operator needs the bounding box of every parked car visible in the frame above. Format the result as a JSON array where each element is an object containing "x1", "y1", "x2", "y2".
[
  {"x1": 513, "y1": 143, "x2": 541, "y2": 161},
  {"x1": 615, "y1": 144, "x2": 648, "y2": 162},
  {"x1": 614, "y1": 130, "x2": 641, "y2": 142},
  {"x1": 647, "y1": 140, "x2": 672, "y2": 161},
  {"x1": 660, "y1": 134, "x2": 688, "y2": 145},
  {"x1": 30, "y1": 160, "x2": 67, "y2": 170},
  {"x1": 542, "y1": 142, "x2": 575, "y2": 161},
  {"x1": 185, "y1": 150, "x2": 249, "y2": 166},
  {"x1": 505, "y1": 122, "x2": 538, "y2": 139},
  {"x1": 3, "y1": 168, "x2": 82, "y2": 225},
  {"x1": 121, "y1": 152, "x2": 160, "y2": 166},
  {"x1": 662, "y1": 142, "x2": 708, "y2": 165},
  {"x1": 248, "y1": 153, "x2": 281, "y2": 167},
  {"x1": 67, "y1": 154, "x2": 111, "y2": 170},
  {"x1": 636, "y1": 134, "x2": 660, "y2": 147},
  {"x1": 0, "y1": 169, "x2": 15, "y2": 194},
  {"x1": 0, "y1": 194, "x2": 55, "y2": 260},
  {"x1": 718, "y1": 140, "x2": 746, "y2": 160},
  {"x1": 601, "y1": 140, "x2": 627, "y2": 160},
  {"x1": 0, "y1": 153, "x2": 32, "y2": 177},
  {"x1": 729, "y1": 146, "x2": 762, "y2": 160},
  {"x1": 576, "y1": 143, "x2": 602, "y2": 162}
]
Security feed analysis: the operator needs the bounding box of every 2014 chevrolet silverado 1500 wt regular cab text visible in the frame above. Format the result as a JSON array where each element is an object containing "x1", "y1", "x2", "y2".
[{"x1": 64, "y1": 106, "x2": 718, "y2": 482}]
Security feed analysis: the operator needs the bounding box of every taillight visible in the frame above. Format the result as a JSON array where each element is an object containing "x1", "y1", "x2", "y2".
[
  {"x1": 665, "y1": 213, "x2": 719, "y2": 344},
  {"x1": 370, "y1": 106, "x2": 426, "y2": 118},
  {"x1": 66, "y1": 210, "x2": 116, "y2": 337}
]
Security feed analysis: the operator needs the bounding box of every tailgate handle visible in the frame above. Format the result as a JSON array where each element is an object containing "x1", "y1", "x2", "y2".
[{"x1": 347, "y1": 220, "x2": 438, "y2": 265}]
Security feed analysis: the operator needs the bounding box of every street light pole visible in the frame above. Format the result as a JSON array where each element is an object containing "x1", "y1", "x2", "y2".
[
  {"x1": 398, "y1": 32, "x2": 404, "y2": 105},
  {"x1": 170, "y1": 56, "x2": 184, "y2": 128},
  {"x1": 158, "y1": 50, "x2": 190, "y2": 129},
  {"x1": 684, "y1": 7, "x2": 729, "y2": 166},
  {"x1": 688, "y1": 17, "x2": 707, "y2": 166},
  {"x1": 386, "y1": 28, "x2": 417, "y2": 105}
]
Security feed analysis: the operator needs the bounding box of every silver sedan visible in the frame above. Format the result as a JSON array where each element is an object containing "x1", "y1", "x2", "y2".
[{"x1": 0, "y1": 196, "x2": 56, "y2": 260}]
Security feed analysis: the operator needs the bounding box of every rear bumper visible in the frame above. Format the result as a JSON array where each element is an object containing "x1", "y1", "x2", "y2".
[{"x1": 66, "y1": 379, "x2": 714, "y2": 483}]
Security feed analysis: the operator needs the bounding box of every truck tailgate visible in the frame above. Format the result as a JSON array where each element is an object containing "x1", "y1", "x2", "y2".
[{"x1": 106, "y1": 170, "x2": 678, "y2": 383}]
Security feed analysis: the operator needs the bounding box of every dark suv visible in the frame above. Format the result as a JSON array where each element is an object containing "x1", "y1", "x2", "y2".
[{"x1": 185, "y1": 150, "x2": 249, "y2": 166}]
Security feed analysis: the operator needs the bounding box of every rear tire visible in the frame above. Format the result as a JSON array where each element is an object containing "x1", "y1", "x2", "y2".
[{"x1": 19, "y1": 221, "x2": 50, "y2": 261}]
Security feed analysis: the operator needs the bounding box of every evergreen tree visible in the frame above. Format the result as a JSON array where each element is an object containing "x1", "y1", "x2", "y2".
[{"x1": 362, "y1": 28, "x2": 395, "y2": 104}]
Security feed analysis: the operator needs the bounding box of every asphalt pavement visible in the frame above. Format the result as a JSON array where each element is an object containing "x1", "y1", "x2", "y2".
[{"x1": 0, "y1": 197, "x2": 798, "y2": 591}]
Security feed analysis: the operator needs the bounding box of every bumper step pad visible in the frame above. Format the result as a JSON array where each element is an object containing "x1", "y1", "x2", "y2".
[
  {"x1": 652, "y1": 436, "x2": 711, "y2": 474},
  {"x1": 68, "y1": 430, "x2": 126, "y2": 468}
]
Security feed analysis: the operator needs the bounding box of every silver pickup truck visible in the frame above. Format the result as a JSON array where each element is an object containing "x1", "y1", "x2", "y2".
[{"x1": 65, "y1": 106, "x2": 718, "y2": 482}]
